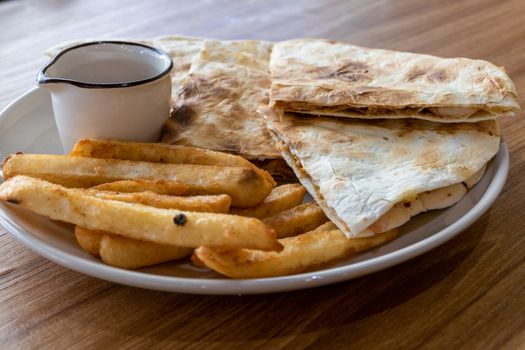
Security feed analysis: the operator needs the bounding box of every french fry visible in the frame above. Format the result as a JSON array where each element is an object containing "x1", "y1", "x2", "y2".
[
  {"x1": 229, "y1": 184, "x2": 306, "y2": 218},
  {"x1": 310, "y1": 221, "x2": 337, "y2": 232},
  {"x1": 99, "y1": 234, "x2": 192, "y2": 269},
  {"x1": 194, "y1": 228, "x2": 398, "y2": 279},
  {"x1": 93, "y1": 180, "x2": 189, "y2": 196},
  {"x1": 75, "y1": 227, "x2": 104, "y2": 256},
  {"x1": 75, "y1": 227, "x2": 192, "y2": 269},
  {"x1": 2, "y1": 154, "x2": 274, "y2": 207},
  {"x1": 75, "y1": 189, "x2": 226, "y2": 265},
  {"x1": 70, "y1": 139, "x2": 276, "y2": 188},
  {"x1": 75, "y1": 188, "x2": 229, "y2": 260},
  {"x1": 76, "y1": 189, "x2": 229, "y2": 262},
  {"x1": 263, "y1": 202, "x2": 328, "y2": 238},
  {"x1": 191, "y1": 219, "x2": 333, "y2": 268},
  {"x1": 70, "y1": 138, "x2": 259, "y2": 170},
  {"x1": 86, "y1": 189, "x2": 231, "y2": 213},
  {"x1": 0, "y1": 176, "x2": 282, "y2": 251}
]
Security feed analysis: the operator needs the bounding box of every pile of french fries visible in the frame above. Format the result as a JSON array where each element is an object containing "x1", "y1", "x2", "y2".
[{"x1": 0, "y1": 139, "x2": 397, "y2": 278}]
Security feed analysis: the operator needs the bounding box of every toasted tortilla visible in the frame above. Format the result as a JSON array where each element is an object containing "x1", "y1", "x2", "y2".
[
  {"x1": 270, "y1": 39, "x2": 520, "y2": 122},
  {"x1": 151, "y1": 35, "x2": 204, "y2": 89},
  {"x1": 162, "y1": 39, "x2": 281, "y2": 160},
  {"x1": 265, "y1": 113, "x2": 500, "y2": 236}
]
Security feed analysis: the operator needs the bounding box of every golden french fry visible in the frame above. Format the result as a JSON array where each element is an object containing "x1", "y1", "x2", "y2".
[
  {"x1": 190, "y1": 252, "x2": 206, "y2": 268},
  {"x1": 70, "y1": 138, "x2": 258, "y2": 170},
  {"x1": 99, "y1": 234, "x2": 192, "y2": 269},
  {"x1": 2, "y1": 154, "x2": 273, "y2": 207},
  {"x1": 75, "y1": 227, "x2": 104, "y2": 256},
  {"x1": 195, "y1": 228, "x2": 398, "y2": 279},
  {"x1": 229, "y1": 184, "x2": 306, "y2": 218},
  {"x1": 75, "y1": 226, "x2": 192, "y2": 269},
  {"x1": 0, "y1": 176, "x2": 282, "y2": 251},
  {"x1": 70, "y1": 139, "x2": 276, "y2": 187},
  {"x1": 309, "y1": 221, "x2": 337, "y2": 232},
  {"x1": 263, "y1": 202, "x2": 328, "y2": 238},
  {"x1": 75, "y1": 188, "x2": 229, "y2": 259},
  {"x1": 93, "y1": 180, "x2": 189, "y2": 196},
  {"x1": 86, "y1": 189, "x2": 231, "y2": 213}
]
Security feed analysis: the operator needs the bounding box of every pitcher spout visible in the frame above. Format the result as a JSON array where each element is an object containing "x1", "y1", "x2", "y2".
[
  {"x1": 36, "y1": 71, "x2": 57, "y2": 91},
  {"x1": 36, "y1": 56, "x2": 68, "y2": 91}
]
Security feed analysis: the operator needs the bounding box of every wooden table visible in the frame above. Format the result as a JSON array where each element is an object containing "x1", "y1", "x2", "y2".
[{"x1": 1, "y1": 0, "x2": 524, "y2": 348}]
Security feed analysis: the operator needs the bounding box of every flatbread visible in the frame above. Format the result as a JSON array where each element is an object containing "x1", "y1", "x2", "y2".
[
  {"x1": 162, "y1": 39, "x2": 281, "y2": 160},
  {"x1": 151, "y1": 35, "x2": 204, "y2": 89},
  {"x1": 265, "y1": 113, "x2": 501, "y2": 236},
  {"x1": 270, "y1": 39, "x2": 520, "y2": 122}
]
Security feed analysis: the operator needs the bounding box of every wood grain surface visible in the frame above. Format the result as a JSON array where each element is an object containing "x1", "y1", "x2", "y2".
[{"x1": 1, "y1": 0, "x2": 525, "y2": 349}]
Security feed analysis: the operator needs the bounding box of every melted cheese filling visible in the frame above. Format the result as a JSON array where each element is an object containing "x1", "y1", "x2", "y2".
[{"x1": 278, "y1": 101, "x2": 511, "y2": 119}]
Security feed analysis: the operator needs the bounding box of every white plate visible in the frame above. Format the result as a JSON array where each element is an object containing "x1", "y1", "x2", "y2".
[{"x1": 0, "y1": 88, "x2": 509, "y2": 295}]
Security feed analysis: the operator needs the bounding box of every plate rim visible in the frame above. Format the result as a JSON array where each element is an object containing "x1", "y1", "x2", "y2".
[{"x1": 0, "y1": 88, "x2": 510, "y2": 295}]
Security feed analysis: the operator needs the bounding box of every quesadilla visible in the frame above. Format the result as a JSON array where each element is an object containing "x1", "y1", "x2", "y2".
[
  {"x1": 265, "y1": 112, "x2": 500, "y2": 237},
  {"x1": 270, "y1": 39, "x2": 519, "y2": 122},
  {"x1": 162, "y1": 39, "x2": 290, "y2": 173}
]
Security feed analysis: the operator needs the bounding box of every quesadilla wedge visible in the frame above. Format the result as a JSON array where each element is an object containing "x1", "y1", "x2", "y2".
[
  {"x1": 162, "y1": 39, "x2": 291, "y2": 175},
  {"x1": 265, "y1": 112, "x2": 500, "y2": 237},
  {"x1": 270, "y1": 39, "x2": 519, "y2": 122}
]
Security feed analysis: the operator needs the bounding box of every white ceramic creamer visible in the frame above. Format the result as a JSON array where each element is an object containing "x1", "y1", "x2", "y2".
[{"x1": 37, "y1": 41, "x2": 173, "y2": 152}]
